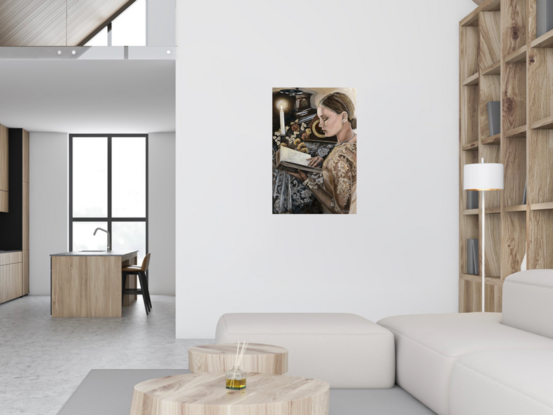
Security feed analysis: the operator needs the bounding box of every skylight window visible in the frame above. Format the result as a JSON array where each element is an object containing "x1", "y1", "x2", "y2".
[{"x1": 85, "y1": 0, "x2": 146, "y2": 47}]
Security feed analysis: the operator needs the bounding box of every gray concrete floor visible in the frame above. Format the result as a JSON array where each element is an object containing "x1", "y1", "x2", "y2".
[
  {"x1": 0, "y1": 295, "x2": 211, "y2": 415},
  {"x1": 0, "y1": 296, "x2": 436, "y2": 415}
]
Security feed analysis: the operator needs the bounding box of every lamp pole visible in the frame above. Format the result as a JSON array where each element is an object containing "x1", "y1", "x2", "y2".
[{"x1": 481, "y1": 161, "x2": 485, "y2": 312}]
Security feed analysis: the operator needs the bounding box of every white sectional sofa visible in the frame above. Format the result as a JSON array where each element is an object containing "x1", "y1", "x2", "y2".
[
  {"x1": 215, "y1": 312, "x2": 395, "y2": 388},
  {"x1": 379, "y1": 270, "x2": 553, "y2": 415}
]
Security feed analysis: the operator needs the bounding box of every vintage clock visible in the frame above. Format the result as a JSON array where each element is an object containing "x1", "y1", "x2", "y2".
[{"x1": 273, "y1": 88, "x2": 317, "y2": 128}]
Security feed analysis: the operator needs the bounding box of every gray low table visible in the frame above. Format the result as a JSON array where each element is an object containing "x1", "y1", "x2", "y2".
[{"x1": 57, "y1": 370, "x2": 436, "y2": 415}]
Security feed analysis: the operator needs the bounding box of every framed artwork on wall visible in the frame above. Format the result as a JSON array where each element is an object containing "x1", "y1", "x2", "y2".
[{"x1": 272, "y1": 87, "x2": 357, "y2": 214}]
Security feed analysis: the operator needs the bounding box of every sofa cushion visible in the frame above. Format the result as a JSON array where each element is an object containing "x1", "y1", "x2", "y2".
[
  {"x1": 450, "y1": 350, "x2": 553, "y2": 415},
  {"x1": 378, "y1": 313, "x2": 553, "y2": 415},
  {"x1": 216, "y1": 313, "x2": 395, "y2": 388},
  {"x1": 503, "y1": 270, "x2": 553, "y2": 340}
]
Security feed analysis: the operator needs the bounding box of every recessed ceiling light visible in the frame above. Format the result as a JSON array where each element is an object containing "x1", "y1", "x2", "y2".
[
  {"x1": 167, "y1": 50, "x2": 171, "y2": 55},
  {"x1": 57, "y1": 50, "x2": 62, "y2": 55},
  {"x1": 72, "y1": 50, "x2": 76, "y2": 55}
]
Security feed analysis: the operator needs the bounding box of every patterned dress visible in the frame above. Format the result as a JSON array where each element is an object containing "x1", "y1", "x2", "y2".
[{"x1": 303, "y1": 143, "x2": 357, "y2": 214}]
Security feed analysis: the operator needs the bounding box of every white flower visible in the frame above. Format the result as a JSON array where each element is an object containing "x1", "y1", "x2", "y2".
[
  {"x1": 301, "y1": 123, "x2": 306, "y2": 128},
  {"x1": 285, "y1": 126, "x2": 289, "y2": 131},
  {"x1": 295, "y1": 119, "x2": 299, "y2": 123},
  {"x1": 317, "y1": 148, "x2": 330, "y2": 157}
]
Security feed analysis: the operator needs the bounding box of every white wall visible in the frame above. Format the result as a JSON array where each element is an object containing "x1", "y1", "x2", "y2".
[
  {"x1": 147, "y1": 0, "x2": 175, "y2": 46},
  {"x1": 29, "y1": 133, "x2": 68, "y2": 295},
  {"x1": 149, "y1": 132, "x2": 176, "y2": 295},
  {"x1": 175, "y1": 0, "x2": 476, "y2": 338}
]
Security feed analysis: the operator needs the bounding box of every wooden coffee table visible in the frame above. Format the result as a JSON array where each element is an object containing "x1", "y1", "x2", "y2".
[
  {"x1": 129, "y1": 372, "x2": 329, "y2": 415},
  {"x1": 188, "y1": 343, "x2": 288, "y2": 374}
]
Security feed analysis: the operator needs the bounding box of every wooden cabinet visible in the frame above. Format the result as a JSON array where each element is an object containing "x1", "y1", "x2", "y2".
[
  {"x1": 0, "y1": 261, "x2": 23, "y2": 304},
  {"x1": 0, "y1": 128, "x2": 30, "y2": 302},
  {"x1": 0, "y1": 124, "x2": 8, "y2": 213}
]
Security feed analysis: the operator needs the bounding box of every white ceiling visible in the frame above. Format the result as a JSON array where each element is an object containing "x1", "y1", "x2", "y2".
[{"x1": 0, "y1": 59, "x2": 175, "y2": 133}]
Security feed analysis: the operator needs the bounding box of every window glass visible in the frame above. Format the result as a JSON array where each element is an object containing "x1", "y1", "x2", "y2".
[
  {"x1": 72, "y1": 222, "x2": 109, "y2": 252},
  {"x1": 73, "y1": 137, "x2": 107, "y2": 217},
  {"x1": 112, "y1": 0, "x2": 146, "y2": 46},
  {"x1": 112, "y1": 222, "x2": 146, "y2": 264},
  {"x1": 112, "y1": 137, "x2": 146, "y2": 217},
  {"x1": 85, "y1": 27, "x2": 108, "y2": 46}
]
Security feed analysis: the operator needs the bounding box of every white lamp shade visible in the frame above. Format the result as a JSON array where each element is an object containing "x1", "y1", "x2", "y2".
[{"x1": 464, "y1": 163, "x2": 504, "y2": 191}]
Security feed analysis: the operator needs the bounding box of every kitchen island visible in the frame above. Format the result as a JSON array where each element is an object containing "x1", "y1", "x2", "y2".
[{"x1": 50, "y1": 251, "x2": 138, "y2": 318}]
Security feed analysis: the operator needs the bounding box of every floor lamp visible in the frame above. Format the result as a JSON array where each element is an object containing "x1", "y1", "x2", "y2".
[{"x1": 464, "y1": 158, "x2": 504, "y2": 312}]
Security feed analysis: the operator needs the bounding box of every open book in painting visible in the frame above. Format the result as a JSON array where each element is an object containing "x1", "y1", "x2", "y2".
[{"x1": 275, "y1": 146, "x2": 322, "y2": 173}]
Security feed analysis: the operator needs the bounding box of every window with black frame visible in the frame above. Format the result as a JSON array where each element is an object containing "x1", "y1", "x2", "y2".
[{"x1": 69, "y1": 135, "x2": 148, "y2": 264}]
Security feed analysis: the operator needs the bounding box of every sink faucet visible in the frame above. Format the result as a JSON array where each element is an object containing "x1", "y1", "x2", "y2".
[{"x1": 93, "y1": 228, "x2": 111, "y2": 252}]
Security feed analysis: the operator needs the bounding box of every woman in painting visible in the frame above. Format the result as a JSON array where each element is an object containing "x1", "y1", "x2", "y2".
[{"x1": 287, "y1": 92, "x2": 357, "y2": 214}]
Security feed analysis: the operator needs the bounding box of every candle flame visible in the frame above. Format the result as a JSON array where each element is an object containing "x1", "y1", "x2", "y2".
[{"x1": 280, "y1": 104, "x2": 283, "y2": 110}]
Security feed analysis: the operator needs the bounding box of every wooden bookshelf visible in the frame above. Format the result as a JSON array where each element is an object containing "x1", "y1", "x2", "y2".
[{"x1": 459, "y1": 0, "x2": 540, "y2": 313}]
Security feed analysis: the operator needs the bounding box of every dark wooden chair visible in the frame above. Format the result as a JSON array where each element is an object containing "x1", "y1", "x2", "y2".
[{"x1": 122, "y1": 253, "x2": 152, "y2": 315}]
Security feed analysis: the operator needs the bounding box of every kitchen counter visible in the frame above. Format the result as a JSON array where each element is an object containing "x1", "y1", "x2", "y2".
[
  {"x1": 51, "y1": 251, "x2": 137, "y2": 260},
  {"x1": 50, "y1": 250, "x2": 139, "y2": 318}
]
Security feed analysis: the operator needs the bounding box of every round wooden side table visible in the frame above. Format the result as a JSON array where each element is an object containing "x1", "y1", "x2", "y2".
[
  {"x1": 188, "y1": 343, "x2": 288, "y2": 374},
  {"x1": 129, "y1": 372, "x2": 329, "y2": 415}
]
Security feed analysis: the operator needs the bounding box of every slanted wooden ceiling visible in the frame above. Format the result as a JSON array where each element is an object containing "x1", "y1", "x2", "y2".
[
  {"x1": 0, "y1": 0, "x2": 136, "y2": 46},
  {"x1": 473, "y1": 0, "x2": 485, "y2": 4}
]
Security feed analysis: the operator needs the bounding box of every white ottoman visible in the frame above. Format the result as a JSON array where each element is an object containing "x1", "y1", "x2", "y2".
[{"x1": 215, "y1": 313, "x2": 395, "y2": 388}]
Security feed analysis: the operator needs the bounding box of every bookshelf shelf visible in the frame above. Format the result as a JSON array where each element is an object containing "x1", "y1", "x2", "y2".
[
  {"x1": 482, "y1": 61, "x2": 501, "y2": 75},
  {"x1": 459, "y1": 0, "x2": 539, "y2": 313},
  {"x1": 530, "y1": 116, "x2": 553, "y2": 130},
  {"x1": 463, "y1": 141, "x2": 479, "y2": 151},
  {"x1": 482, "y1": 134, "x2": 500, "y2": 145},
  {"x1": 504, "y1": 204, "x2": 527, "y2": 212},
  {"x1": 505, "y1": 45, "x2": 527, "y2": 63},
  {"x1": 460, "y1": 273, "x2": 502, "y2": 286},
  {"x1": 463, "y1": 72, "x2": 480, "y2": 86},
  {"x1": 530, "y1": 202, "x2": 553, "y2": 211},
  {"x1": 505, "y1": 125, "x2": 527, "y2": 138},
  {"x1": 531, "y1": 30, "x2": 553, "y2": 49}
]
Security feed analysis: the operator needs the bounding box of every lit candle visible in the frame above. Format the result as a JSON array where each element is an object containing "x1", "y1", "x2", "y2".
[{"x1": 280, "y1": 104, "x2": 286, "y2": 136}]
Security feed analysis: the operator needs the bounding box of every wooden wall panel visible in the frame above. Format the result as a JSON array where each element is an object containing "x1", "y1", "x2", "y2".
[
  {"x1": 0, "y1": 0, "x2": 66, "y2": 46},
  {"x1": 528, "y1": 49, "x2": 553, "y2": 123},
  {"x1": 501, "y1": 211, "x2": 526, "y2": 278},
  {"x1": 461, "y1": 27, "x2": 480, "y2": 81},
  {"x1": 503, "y1": 137, "x2": 526, "y2": 206},
  {"x1": 528, "y1": 131, "x2": 553, "y2": 204},
  {"x1": 501, "y1": 0, "x2": 527, "y2": 56},
  {"x1": 528, "y1": 210, "x2": 553, "y2": 269},
  {"x1": 502, "y1": 63, "x2": 527, "y2": 131},
  {"x1": 480, "y1": 12, "x2": 502, "y2": 71},
  {"x1": 0, "y1": 0, "x2": 136, "y2": 46}
]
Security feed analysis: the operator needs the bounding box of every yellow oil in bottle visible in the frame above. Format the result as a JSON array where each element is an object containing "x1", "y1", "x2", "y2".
[{"x1": 226, "y1": 377, "x2": 247, "y2": 390}]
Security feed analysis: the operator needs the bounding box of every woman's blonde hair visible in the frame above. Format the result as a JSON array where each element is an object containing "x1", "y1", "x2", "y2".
[{"x1": 318, "y1": 92, "x2": 357, "y2": 129}]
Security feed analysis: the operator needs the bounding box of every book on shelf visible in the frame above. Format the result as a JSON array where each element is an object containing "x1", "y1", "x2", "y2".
[
  {"x1": 275, "y1": 146, "x2": 322, "y2": 173},
  {"x1": 467, "y1": 191, "x2": 478, "y2": 209},
  {"x1": 537, "y1": 0, "x2": 553, "y2": 38},
  {"x1": 487, "y1": 102, "x2": 500, "y2": 136},
  {"x1": 522, "y1": 180, "x2": 527, "y2": 205}
]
